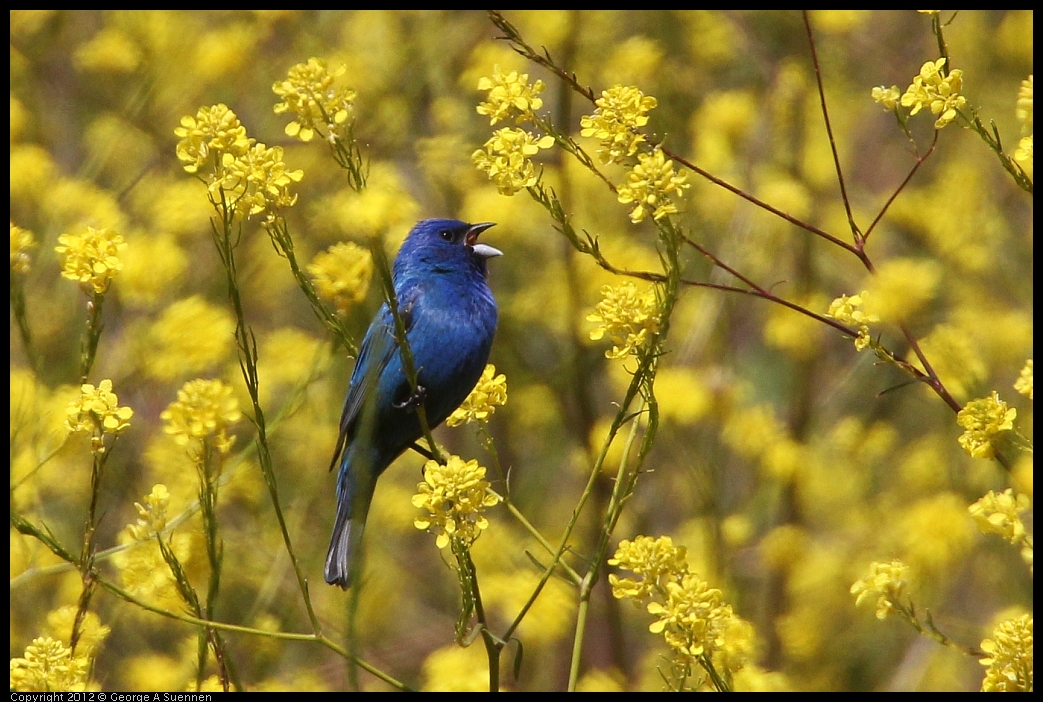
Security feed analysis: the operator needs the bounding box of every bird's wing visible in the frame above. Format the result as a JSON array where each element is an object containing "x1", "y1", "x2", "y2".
[{"x1": 327, "y1": 291, "x2": 417, "y2": 472}]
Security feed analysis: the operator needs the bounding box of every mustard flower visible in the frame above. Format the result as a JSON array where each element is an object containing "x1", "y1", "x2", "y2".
[
  {"x1": 1014, "y1": 359, "x2": 1032, "y2": 399},
  {"x1": 850, "y1": 560, "x2": 909, "y2": 620},
  {"x1": 45, "y1": 606, "x2": 110, "y2": 660},
  {"x1": 587, "y1": 282, "x2": 661, "y2": 359},
  {"x1": 10, "y1": 221, "x2": 36, "y2": 274},
  {"x1": 446, "y1": 364, "x2": 507, "y2": 427},
  {"x1": 216, "y1": 142, "x2": 304, "y2": 222},
  {"x1": 899, "y1": 57, "x2": 967, "y2": 129},
  {"x1": 54, "y1": 225, "x2": 126, "y2": 293},
  {"x1": 307, "y1": 241, "x2": 373, "y2": 314},
  {"x1": 472, "y1": 127, "x2": 555, "y2": 196},
  {"x1": 956, "y1": 392, "x2": 1016, "y2": 459},
  {"x1": 1014, "y1": 135, "x2": 1032, "y2": 168},
  {"x1": 126, "y1": 484, "x2": 171, "y2": 541},
  {"x1": 160, "y1": 379, "x2": 242, "y2": 455},
  {"x1": 273, "y1": 57, "x2": 356, "y2": 143},
  {"x1": 174, "y1": 103, "x2": 252, "y2": 175},
  {"x1": 580, "y1": 84, "x2": 658, "y2": 165},
  {"x1": 969, "y1": 488, "x2": 1031, "y2": 546},
  {"x1": 10, "y1": 637, "x2": 89, "y2": 692},
  {"x1": 608, "y1": 535, "x2": 689, "y2": 602},
  {"x1": 412, "y1": 455, "x2": 500, "y2": 549},
  {"x1": 144, "y1": 296, "x2": 235, "y2": 381},
  {"x1": 65, "y1": 379, "x2": 134, "y2": 453},
  {"x1": 1015, "y1": 75, "x2": 1032, "y2": 133},
  {"x1": 824, "y1": 291, "x2": 879, "y2": 351},
  {"x1": 980, "y1": 614, "x2": 1033, "y2": 692},
  {"x1": 476, "y1": 64, "x2": 546, "y2": 125},
  {"x1": 615, "y1": 147, "x2": 689, "y2": 223},
  {"x1": 871, "y1": 85, "x2": 901, "y2": 111},
  {"x1": 647, "y1": 573, "x2": 733, "y2": 659}
]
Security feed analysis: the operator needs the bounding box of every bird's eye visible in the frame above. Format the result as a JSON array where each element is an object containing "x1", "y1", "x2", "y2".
[{"x1": 440, "y1": 230, "x2": 453, "y2": 242}]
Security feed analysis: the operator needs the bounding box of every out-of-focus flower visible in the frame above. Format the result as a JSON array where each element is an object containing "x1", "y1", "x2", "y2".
[
  {"x1": 969, "y1": 488, "x2": 1031, "y2": 545},
  {"x1": 871, "y1": 85, "x2": 901, "y2": 110},
  {"x1": 446, "y1": 364, "x2": 507, "y2": 427},
  {"x1": 160, "y1": 379, "x2": 242, "y2": 455},
  {"x1": 476, "y1": 64, "x2": 545, "y2": 125},
  {"x1": 615, "y1": 147, "x2": 690, "y2": 223},
  {"x1": 580, "y1": 84, "x2": 658, "y2": 165},
  {"x1": 1016, "y1": 75, "x2": 1033, "y2": 133},
  {"x1": 307, "y1": 241, "x2": 373, "y2": 314},
  {"x1": 956, "y1": 392, "x2": 1016, "y2": 459},
  {"x1": 273, "y1": 57, "x2": 356, "y2": 143},
  {"x1": 900, "y1": 57, "x2": 967, "y2": 129},
  {"x1": 143, "y1": 296, "x2": 235, "y2": 381},
  {"x1": 1014, "y1": 359, "x2": 1032, "y2": 399},
  {"x1": 125, "y1": 484, "x2": 171, "y2": 541},
  {"x1": 412, "y1": 455, "x2": 499, "y2": 549},
  {"x1": 980, "y1": 614, "x2": 1033, "y2": 692},
  {"x1": 10, "y1": 221, "x2": 35, "y2": 274},
  {"x1": 472, "y1": 127, "x2": 555, "y2": 196},
  {"x1": 72, "y1": 27, "x2": 142, "y2": 74},
  {"x1": 55, "y1": 225, "x2": 126, "y2": 293},
  {"x1": 44, "y1": 606, "x2": 110, "y2": 660},
  {"x1": 850, "y1": 560, "x2": 910, "y2": 620},
  {"x1": 587, "y1": 282, "x2": 661, "y2": 359}
]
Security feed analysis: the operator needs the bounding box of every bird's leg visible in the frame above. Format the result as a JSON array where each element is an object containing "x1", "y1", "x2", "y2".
[{"x1": 393, "y1": 384, "x2": 427, "y2": 412}]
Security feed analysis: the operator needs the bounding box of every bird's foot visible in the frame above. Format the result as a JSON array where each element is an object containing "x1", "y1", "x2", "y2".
[{"x1": 394, "y1": 384, "x2": 427, "y2": 412}]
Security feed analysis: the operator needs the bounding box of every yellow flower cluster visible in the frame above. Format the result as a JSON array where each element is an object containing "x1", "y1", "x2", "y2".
[
  {"x1": 608, "y1": 535, "x2": 689, "y2": 601},
  {"x1": 616, "y1": 147, "x2": 690, "y2": 223},
  {"x1": 160, "y1": 378, "x2": 242, "y2": 455},
  {"x1": 472, "y1": 127, "x2": 555, "y2": 196},
  {"x1": 956, "y1": 391, "x2": 1016, "y2": 459},
  {"x1": 609, "y1": 535, "x2": 751, "y2": 682},
  {"x1": 9, "y1": 637, "x2": 89, "y2": 692},
  {"x1": 446, "y1": 364, "x2": 507, "y2": 427},
  {"x1": 412, "y1": 455, "x2": 500, "y2": 549},
  {"x1": 175, "y1": 104, "x2": 303, "y2": 222},
  {"x1": 1014, "y1": 359, "x2": 1032, "y2": 399},
  {"x1": 476, "y1": 64, "x2": 546, "y2": 125},
  {"x1": 1016, "y1": 75, "x2": 1033, "y2": 133},
  {"x1": 45, "y1": 606, "x2": 110, "y2": 660},
  {"x1": 273, "y1": 57, "x2": 356, "y2": 144},
  {"x1": 979, "y1": 614, "x2": 1033, "y2": 692},
  {"x1": 824, "y1": 291, "x2": 879, "y2": 351},
  {"x1": 65, "y1": 379, "x2": 134, "y2": 454},
  {"x1": 871, "y1": 85, "x2": 901, "y2": 111},
  {"x1": 587, "y1": 282, "x2": 661, "y2": 359},
  {"x1": 307, "y1": 241, "x2": 374, "y2": 314},
  {"x1": 10, "y1": 221, "x2": 36, "y2": 274},
  {"x1": 969, "y1": 487, "x2": 1032, "y2": 567},
  {"x1": 54, "y1": 225, "x2": 126, "y2": 293},
  {"x1": 580, "y1": 84, "x2": 658, "y2": 165},
  {"x1": 850, "y1": 559, "x2": 909, "y2": 620},
  {"x1": 126, "y1": 484, "x2": 171, "y2": 541},
  {"x1": 899, "y1": 57, "x2": 967, "y2": 129}
]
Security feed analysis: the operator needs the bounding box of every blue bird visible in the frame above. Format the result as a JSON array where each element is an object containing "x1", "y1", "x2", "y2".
[{"x1": 325, "y1": 219, "x2": 501, "y2": 588}]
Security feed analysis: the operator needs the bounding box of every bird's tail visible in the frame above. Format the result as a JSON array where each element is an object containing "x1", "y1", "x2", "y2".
[{"x1": 324, "y1": 449, "x2": 378, "y2": 589}]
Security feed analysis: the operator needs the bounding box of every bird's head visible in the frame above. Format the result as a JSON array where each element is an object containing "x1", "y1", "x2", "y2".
[{"x1": 396, "y1": 219, "x2": 502, "y2": 277}]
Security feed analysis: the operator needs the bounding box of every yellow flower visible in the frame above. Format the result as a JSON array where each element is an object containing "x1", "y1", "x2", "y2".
[
  {"x1": 850, "y1": 560, "x2": 909, "y2": 620},
  {"x1": 956, "y1": 392, "x2": 1016, "y2": 459},
  {"x1": 580, "y1": 84, "x2": 658, "y2": 165},
  {"x1": 45, "y1": 606, "x2": 110, "y2": 659},
  {"x1": 1015, "y1": 75, "x2": 1032, "y2": 133},
  {"x1": 126, "y1": 484, "x2": 171, "y2": 541},
  {"x1": 980, "y1": 614, "x2": 1033, "y2": 692},
  {"x1": 10, "y1": 221, "x2": 36, "y2": 274},
  {"x1": 273, "y1": 57, "x2": 356, "y2": 143},
  {"x1": 587, "y1": 282, "x2": 661, "y2": 359},
  {"x1": 608, "y1": 535, "x2": 689, "y2": 602},
  {"x1": 10, "y1": 637, "x2": 89, "y2": 692},
  {"x1": 646, "y1": 572, "x2": 733, "y2": 659},
  {"x1": 871, "y1": 85, "x2": 901, "y2": 110},
  {"x1": 160, "y1": 379, "x2": 242, "y2": 455},
  {"x1": 476, "y1": 64, "x2": 546, "y2": 125},
  {"x1": 216, "y1": 142, "x2": 304, "y2": 222},
  {"x1": 969, "y1": 488, "x2": 1031, "y2": 546},
  {"x1": 825, "y1": 291, "x2": 879, "y2": 351},
  {"x1": 1014, "y1": 134, "x2": 1032, "y2": 168},
  {"x1": 615, "y1": 147, "x2": 690, "y2": 224},
  {"x1": 54, "y1": 225, "x2": 126, "y2": 293},
  {"x1": 143, "y1": 296, "x2": 235, "y2": 381},
  {"x1": 1014, "y1": 359, "x2": 1032, "y2": 399},
  {"x1": 65, "y1": 379, "x2": 134, "y2": 453},
  {"x1": 412, "y1": 455, "x2": 499, "y2": 549},
  {"x1": 899, "y1": 57, "x2": 967, "y2": 129},
  {"x1": 72, "y1": 27, "x2": 142, "y2": 74},
  {"x1": 174, "y1": 104, "x2": 252, "y2": 175},
  {"x1": 446, "y1": 364, "x2": 507, "y2": 427},
  {"x1": 307, "y1": 241, "x2": 374, "y2": 314},
  {"x1": 472, "y1": 127, "x2": 555, "y2": 196}
]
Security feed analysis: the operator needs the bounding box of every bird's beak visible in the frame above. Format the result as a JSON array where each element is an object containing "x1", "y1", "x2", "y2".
[{"x1": 466, "y1": 222, "x2": 502, "y2": 259}]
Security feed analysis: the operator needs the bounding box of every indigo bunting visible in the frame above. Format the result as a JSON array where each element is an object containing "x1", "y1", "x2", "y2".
[{"x1": 325, "y1": 219, "x2": 501, "y2": 588}]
